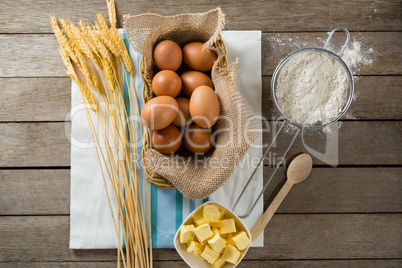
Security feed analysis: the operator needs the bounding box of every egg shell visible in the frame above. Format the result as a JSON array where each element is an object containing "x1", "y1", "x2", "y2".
[
  {"x1": 152, "y1": 125, "x2": 182, "y2": 154},
  {"x1": 141, "y1": 96, "x2": 178, "y2": 130},
  {"x1": 189, "y1": 86, "x2": 220, "y2": 128},
  {"x1": 180, "y1": 71, "x2": 213, "y2": 98},
  {"x1": 154, "y1": 40, "x2": 182, "y2": 71},
  {"x1": 183, "y1": 124, "x2": 214, "y2": 154},
  {"x1": 172, "y1": 98, "x2": 192, "y2": 127},
  {"x1": 182, "y1": 42, "x2": 217, "y2": 72},
  {"x1": 152, "y1": 70, "x2": 182, "y2": 97}
]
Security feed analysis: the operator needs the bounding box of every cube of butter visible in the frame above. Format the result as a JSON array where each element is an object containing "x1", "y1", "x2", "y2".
[
  {"x1": 203, "y1": 204, "x2": 220, "y2": 223},
  {"x1": 220, "y1": 218, "x2": 236, "y2": 234},
  {"x1": 194, "y1": 223, "x2": 213, "y2": 243},
  {"x1": 232, "y1": 231, "x2": 251, "y2": 251},
  {"x1": 210, "y1": 210, "x2": 225, "y2": 228},
  {"x1": 211, "y1": 256, "x2": 226, "y2": 268},
  {"x1": 201, "y1": 245, "x2": 220, "y2": 264},
  {"x1": 208, "y1": 232, "x2": 226, "y2": 253},
  {"x1": 179, "y1": 224, "x2": 195, "y2": 244},
  {"x1": 186, "y1": 240, "x2": 202, "y2": 256},
  {"x1": 221, "y1": 244, "x2": 241, "y2": 264},
  {"x1": 192, "y1": 210, "x2": 206, "y2": 227}
]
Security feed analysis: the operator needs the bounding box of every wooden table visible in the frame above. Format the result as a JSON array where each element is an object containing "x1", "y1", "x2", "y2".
[{"x1": 0, "y1": 1, "x2": 401, "y2": 267}]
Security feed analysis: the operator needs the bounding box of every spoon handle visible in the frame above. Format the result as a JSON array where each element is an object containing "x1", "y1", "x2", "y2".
[{"x1": 250, "y1": 182, "x2": 293, "y2": 242}]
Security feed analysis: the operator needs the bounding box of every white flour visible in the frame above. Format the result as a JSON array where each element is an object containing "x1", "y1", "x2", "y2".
[{"x1": 275, "y1": 51, "x2": 349, "y2": 126}]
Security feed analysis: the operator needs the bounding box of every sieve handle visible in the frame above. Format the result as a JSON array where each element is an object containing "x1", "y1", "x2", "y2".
[
  {"x1": 232, "y1": 121, "x2": 301, "y2": 218},
  {"x1": 323, "y1": 27, "x2": 350, "y2": 56}
]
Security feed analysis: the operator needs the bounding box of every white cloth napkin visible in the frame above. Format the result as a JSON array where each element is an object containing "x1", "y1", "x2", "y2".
[{"x1": 69, "y1": 30, "x2": 263, "y2": 249}]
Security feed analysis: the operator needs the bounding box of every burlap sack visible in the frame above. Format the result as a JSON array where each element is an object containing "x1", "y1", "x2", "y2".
[{"x1": 124, "y1": 8, "x2": 259, "y2": 200}]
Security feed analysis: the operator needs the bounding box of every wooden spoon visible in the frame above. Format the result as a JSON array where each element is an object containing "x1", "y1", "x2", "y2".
[{"x1": 250, "y1": 153, "x2": 313, "y2": 241}]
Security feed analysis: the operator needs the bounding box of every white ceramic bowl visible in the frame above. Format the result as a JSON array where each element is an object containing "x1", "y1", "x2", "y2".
[{"x1": 173, "y1": 201, "x2": 251, "y2": 268}]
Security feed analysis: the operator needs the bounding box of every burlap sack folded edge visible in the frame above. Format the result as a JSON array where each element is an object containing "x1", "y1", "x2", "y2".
[{"x1": 124, "y1": 9, "x2": 260, "y2": 199}]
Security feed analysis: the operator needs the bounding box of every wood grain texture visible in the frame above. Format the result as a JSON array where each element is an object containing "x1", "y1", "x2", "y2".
[
  {"x1": 0, "y1": 34, "x2": 66, "y2": 77},
  {"x1": 1, "y1": 260, "x2": 401, "y2": 268},
  {"x1": 0, "y1": 121, "x2": 400, "y2": 167},
  {"x1": 0, "y1": 0, "x2": 400, "y2": 33},
  {"x1": 0, "y1": 214, "x2": 400, "y2": 261},
  {"x1": 0, "y1": 169, "x2": 70, "y2": 215},
  {"x1": 0, "y1": 78, "x2": 71, "y2": 121},
  {"x1": 1, "y1": 168, "x2": 400, "y2": 216},
  {"x1": 262, "y1": 76, "x2": 402, "y2": 120},
  {"x1": 1, "y1": 32, "x2": 400, "y2": 77},
  {"x1": 264, "y1": 167, "x2": 402, "y2": 214},
  {"x1": 261, "y1": 121, "x2": 402, "y2": 166},
  {"x1": 0, "y1": 123, "x2": 70, "y2": 167}
]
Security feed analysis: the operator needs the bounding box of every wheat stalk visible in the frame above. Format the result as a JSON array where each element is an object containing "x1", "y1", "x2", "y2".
[
  {"x1": 71, "y1": 22, "x2": 103, "y2": 68},
  {"x1": 107, "y1": 0, "x2": 117, "y2": 27},
  {"x1": 50, "y1": 1, "x2": 152, "y2": 267},
  {"x1": 58, "y1": 47, "x2": 98, "y2": 112}
]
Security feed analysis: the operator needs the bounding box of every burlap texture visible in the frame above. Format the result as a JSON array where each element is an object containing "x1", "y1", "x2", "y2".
[{"x1": 124, "y1": 8, "x2": 259, "y2": 200}]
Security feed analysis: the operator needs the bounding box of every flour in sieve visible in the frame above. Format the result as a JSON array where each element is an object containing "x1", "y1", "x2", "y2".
[{"x1": 275, "y1": 51, "x2": 349, "y2": 126}]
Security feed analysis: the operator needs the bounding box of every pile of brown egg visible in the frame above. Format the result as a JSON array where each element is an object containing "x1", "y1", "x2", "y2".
[{"x1": 140, "y1": 40, "x2": 220, "y2": 154}]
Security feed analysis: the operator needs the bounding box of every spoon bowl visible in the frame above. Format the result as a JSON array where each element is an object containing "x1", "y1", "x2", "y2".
[{"x1": 287, "y1": 153, "x2": 313, "y2": 185}]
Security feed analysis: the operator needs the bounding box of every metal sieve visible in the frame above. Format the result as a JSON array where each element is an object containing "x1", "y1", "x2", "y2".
[{"x1": 233, "y1": 27, "x2": 354, "y2": 218}]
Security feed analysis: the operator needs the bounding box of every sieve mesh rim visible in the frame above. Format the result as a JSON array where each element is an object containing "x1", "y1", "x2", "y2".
[{"x1": 271, "y1": 47, "x2": 355, "y2": 130}]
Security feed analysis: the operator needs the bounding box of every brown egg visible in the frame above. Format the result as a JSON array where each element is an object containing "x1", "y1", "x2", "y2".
[
  {"x1": 182, "y1": 42, "x2": 217, "y2": 72},
  {"x1": 141, "y1": 96, "x2": 178, "y2": 130},
  {"x1": 183, "y1": 124, "x2": 214, "y2": 154},
  {"x1": 180, "y1": 71, "x2": 213, "y2": 97},
  {"x1": 152, "y1": 125, "x2": 182, "y2": 154},
  {"x1": 152, "y1": 70, "x2": 182, "y2": 97},
  {"x1": 189, "y1": 86, "x2": 220, "y2": 128},
  {"x1": 153, "y1": 40, "x2": 182, "y2": 71},
  {"x1": 172, "y1": 98, "x2": 192, "y2": 127}
]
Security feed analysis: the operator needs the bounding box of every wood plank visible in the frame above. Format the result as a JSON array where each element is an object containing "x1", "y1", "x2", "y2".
[
  {"x1": 0, "y1": 78, "x2": 71, "y2": 121},
  {"x1": 1, "y1": 32, "x2": 400, "y2": 77},
  {"x1": 0, "y1": 34, "x2": 66, "y2": 77},
  {"x1": 0, "y1": 121, "x2": 400, "y2": 167},
  {"x1": 0, "y1": 0, "x2": 400, "y2": 33},
  {"x1": 262, "y1": 167, "x2": 402, "y2": 213},
  {"x1": 0, "y1": 214, "x2": 400, "y2": 261},
  {"x1": 262, "y1": 32, "x2": 402, "y2": 76},
  {"x1": 1, "y1": 76, "x2": 400, "y2": 122},
  {"x1": 0, "y1": 123, "x2": 70, "y2": 167},
  {"x1": 0, "y1": 169, "x2": 70, "y2": 215},
  {"x1": 261, "y1": 76, "x2": 402, "y2": 120},
  {"x1": 1, "y1": 168, "x2": 400, "y2": 215},
  {"x1": 261, "y1": 121, "x2": 402, "y2": 166},
  {"x1": 1, "y1": 260, "x2": 401, "y2": 268}
]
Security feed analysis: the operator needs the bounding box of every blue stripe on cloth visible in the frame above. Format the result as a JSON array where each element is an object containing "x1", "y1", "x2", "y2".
[
  {"x1": 121, "y1": 31, "x2": 132, "y2": 249},
  {"x1": 157, "y1": 188, "x2": 177, "y2": 247},
  {"x1": 175, "y1": 190, "x2": 183, "y2": 230},
  {"x1": 151, "y1": 185, "x2": 158, "y2": 248}
]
